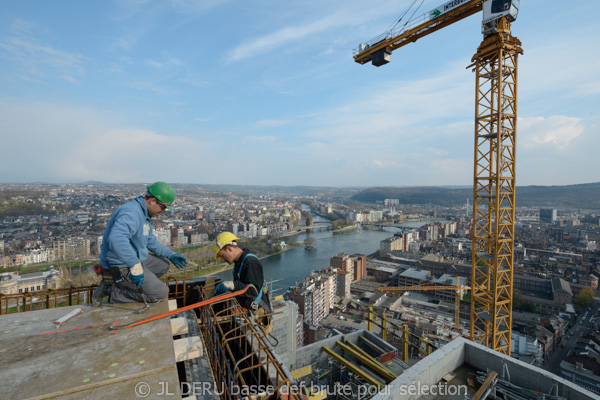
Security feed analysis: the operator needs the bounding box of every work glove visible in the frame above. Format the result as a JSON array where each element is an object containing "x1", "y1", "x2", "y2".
[
  {"x1": 129, "y1": 263, "x2": 144, "y2": 289},
  {"x1": 215, "y1": 281, "x2": 234, "y2": 295},
  {"x1": 169, "y1": 253, "x2": 188, "y2": 269}
]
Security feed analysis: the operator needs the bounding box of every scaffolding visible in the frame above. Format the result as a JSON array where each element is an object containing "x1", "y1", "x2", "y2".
[
  {"x1": 198, "y1": 285, "x2": 304, "y2": 400},
  {"x1": 0, "y1": 285, "x2": 95, "y2": 314},
  {"x1": 306, "y1": 358, "x2": 375, "y2": 400},
  {"x1": 0, "y1": 276, "x2": 211, "y2": 315}
]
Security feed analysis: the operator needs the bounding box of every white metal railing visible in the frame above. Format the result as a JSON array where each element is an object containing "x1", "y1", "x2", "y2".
[{"x1": 353, "y1": 10, "x2": 431, "y2": 56}]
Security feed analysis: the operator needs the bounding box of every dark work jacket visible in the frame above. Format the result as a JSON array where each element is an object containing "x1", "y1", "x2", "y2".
[{"x1": 232, "y1": 249, "x2": 266, "y2": 310}]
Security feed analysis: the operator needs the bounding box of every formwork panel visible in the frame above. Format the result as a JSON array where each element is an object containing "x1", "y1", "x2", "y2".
[{"x1": 0, "y1": 302, "x2": 182, "y2": 399}]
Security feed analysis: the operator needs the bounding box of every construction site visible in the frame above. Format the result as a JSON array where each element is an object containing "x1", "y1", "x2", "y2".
[
  {"x1": 0, "y1": 274, "x2": 596, "y2": 400},
  {"x1": 0, "y1": 0, "x2": 598, "y2": 399}
]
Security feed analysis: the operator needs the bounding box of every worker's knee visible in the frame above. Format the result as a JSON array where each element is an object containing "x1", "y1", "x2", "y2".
[
  {"x1": 143, "y1": 255, "x2": 171, "y2": 278},
  {"x1": 148, "y1": 284, "x2": 169, "y2": 302}
]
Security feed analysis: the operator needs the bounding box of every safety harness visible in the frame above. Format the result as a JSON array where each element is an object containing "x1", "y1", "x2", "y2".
[
  {"x1": 234, "y1": 253, "x2": 273, "y2": 335},
  {"x1": 235, "y1": 253, "x2": 271, "y2": 313}
]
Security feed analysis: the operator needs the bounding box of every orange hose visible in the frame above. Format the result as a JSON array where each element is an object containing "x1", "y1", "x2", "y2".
[{"x1": 110, "y1": 284, "x2": 253, "y2": 330}]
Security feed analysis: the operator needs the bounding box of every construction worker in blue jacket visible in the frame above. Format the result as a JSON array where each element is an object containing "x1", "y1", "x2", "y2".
[
  {"x1": 92, "y1": 181, "x2": 188, "y2": 306},
  {"x1": 212, "y1": 232, "x2": 272, "y2": 332}
]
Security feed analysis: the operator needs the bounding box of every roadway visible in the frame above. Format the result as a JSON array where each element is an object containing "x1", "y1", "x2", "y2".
[{"x1": 542, "y1": 300, "x2": 599, "y2": 376}]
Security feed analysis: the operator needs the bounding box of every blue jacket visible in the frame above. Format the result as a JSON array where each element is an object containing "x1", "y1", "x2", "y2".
[{"x1": 99, "y1": 196, "x2": 174, "y2": 270}]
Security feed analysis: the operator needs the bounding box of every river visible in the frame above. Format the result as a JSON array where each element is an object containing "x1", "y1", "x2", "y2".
[{"x1": 218, "y1": 210, "x2": 438, "y2": 293}]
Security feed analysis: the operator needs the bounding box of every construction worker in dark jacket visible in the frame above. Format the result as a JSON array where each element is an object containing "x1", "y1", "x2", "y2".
[
  {"x1": 212, "y1": 232, "x2": 272, "y2": 330},
  {"x1": 92, "y1": 182, "x2": 188, "y2": 305}
]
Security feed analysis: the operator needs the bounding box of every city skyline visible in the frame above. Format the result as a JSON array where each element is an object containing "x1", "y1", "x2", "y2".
[{"x1": 1, "y1": 1, "x2": 599, "y2": 187}]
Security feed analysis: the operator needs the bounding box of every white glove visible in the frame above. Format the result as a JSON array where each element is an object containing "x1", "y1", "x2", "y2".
[
  {"x1": 130, "y1": 263, "x2": 143, "y2": 275},
  {"x1": 129, "y1": 263, "x2": 144, "y2": 288},
  {"x1": 221, "y1": 281, "x2": 234, "y2": 290}
]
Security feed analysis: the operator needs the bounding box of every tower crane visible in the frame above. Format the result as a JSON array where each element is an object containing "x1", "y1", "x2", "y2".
[
  {"x1": 377, "y1": 277, "x2": 468, "y2": 333},
  {"x1": 354, "y1": 0, "x2": 522, "y2": 355}
]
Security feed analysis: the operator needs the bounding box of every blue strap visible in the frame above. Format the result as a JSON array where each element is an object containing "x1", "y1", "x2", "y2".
[
  {"x1": 238, "y1": 253, "x2": 265, "y2": 309},
  {"x1": 236, "y1": 253, "x2": 258, "y2": 276},
  {"x1": 252, "y1": 286, "x2": 265, "y2": 310}
]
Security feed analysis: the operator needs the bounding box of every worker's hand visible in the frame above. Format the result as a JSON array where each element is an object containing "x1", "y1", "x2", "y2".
[
  {"x1": 169, "y1": 253, "x2": 188, "y2": 270},
  {"x1": 129, "y1": 263, "x2": 144, "y2": 289},
  {"x1": 215, "y1": 281, "x2": 234, "y2": 295}
]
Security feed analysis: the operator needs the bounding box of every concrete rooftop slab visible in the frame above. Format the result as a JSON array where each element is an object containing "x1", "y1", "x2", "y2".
[{"x1": 0, "y1": 302, "x2": 182, "y2": 399}]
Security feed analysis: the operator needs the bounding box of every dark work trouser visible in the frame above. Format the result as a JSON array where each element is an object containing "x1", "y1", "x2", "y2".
[{"x1": 110, "y1": 255, "x2": 170, "y2": 304}]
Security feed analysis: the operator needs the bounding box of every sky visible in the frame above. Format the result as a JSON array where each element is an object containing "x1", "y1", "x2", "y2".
[{"x1": 0, "y1": 0, "x2": 598, "y2": 188}]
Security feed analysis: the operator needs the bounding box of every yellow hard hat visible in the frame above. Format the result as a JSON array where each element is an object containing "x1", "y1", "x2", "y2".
[{"x1": 212, "y1": 232, "x2": 239, "y2": 259}]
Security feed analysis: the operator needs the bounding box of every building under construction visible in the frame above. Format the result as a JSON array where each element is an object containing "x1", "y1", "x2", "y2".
[{"x1": 0, "y1": 278, "x2": 596, "y2": 399}]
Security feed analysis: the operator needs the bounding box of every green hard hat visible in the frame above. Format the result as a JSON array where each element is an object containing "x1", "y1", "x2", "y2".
[{"x1": 146, "y1": 181, "x2": 176, "y2": 211}]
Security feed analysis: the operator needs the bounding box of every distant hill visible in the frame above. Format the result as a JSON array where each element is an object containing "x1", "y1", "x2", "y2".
[
  {"x1": 351, "y1": 182, "x2": 600, "y2": 209},
  {"x1": 173, "y1": 184, "x2": 363, "y2": 198}
]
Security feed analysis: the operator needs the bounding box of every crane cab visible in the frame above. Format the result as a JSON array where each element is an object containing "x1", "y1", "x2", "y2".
[{"x1": 482, "y1": 0, "x2": 520, "y2": 34}]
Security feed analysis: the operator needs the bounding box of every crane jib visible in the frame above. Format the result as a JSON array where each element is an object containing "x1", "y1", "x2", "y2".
[
  {"x1": 430, "y1": 0, "x2": 471, "y2": 19},
  {"x1": 444, "y1": 0, "x2": 470, "y2": 10}
]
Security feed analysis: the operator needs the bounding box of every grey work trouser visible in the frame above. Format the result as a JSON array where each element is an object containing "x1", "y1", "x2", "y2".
[{"x1": 110, "y1": 255, "x2": 170, "y2": 304}]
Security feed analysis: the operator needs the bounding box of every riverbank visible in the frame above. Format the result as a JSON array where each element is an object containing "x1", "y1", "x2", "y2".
[
  {"x1": 275, "y1": 221, "x2": 359, "y2": 239},
  {"x1": 199, "y1": 240, "x2": 307, "y2": 277},
  {"x1": 198, "y1": 225, "x2": 359, "y2": 278}
]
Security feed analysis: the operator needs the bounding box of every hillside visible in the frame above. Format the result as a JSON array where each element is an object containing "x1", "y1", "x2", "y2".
[{"x1": 351, "y1": 182, "x2": 600, "y2": 209}]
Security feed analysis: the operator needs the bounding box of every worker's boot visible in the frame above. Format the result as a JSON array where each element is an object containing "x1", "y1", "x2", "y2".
[{"x1": 92, "y1": 281, "x2": 111, "y2": 307}]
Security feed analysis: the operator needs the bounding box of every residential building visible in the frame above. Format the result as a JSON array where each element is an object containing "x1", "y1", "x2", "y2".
[
  {"x1": 0, "y1": 267, "x2": 61, "y2": 295},
  {"x1": 540, "y1": 208, "x2": 558, "y2": 224}
]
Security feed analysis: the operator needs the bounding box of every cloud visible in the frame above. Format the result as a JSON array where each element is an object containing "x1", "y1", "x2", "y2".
[
  {"x1": 515, "y1": 118, "x2": 600, "y2": 186},
  {"x1": 179, "y1": 76, "x2": 212, "y2": 87},
  {"x1": 368, "y1": 159, "x2": 401, "y2": 169},
  {"x1": 144, "y1": 58, "x2": 183, "y2": 70},
  {"x1": 300, "y1": 64, "x2": 473, "y2": 149},
  {"x1": 112, "y1": 35, "x2": 139, "y2": 51},
  {"x1": 519, "y1": 116, "x2": 584, "y2": 150},
  {"x1": 227, "y1": 17, "x2": 334, "y2": 63},
  {"x1": 224, "y1": 2, "x2": 397, "y2": 63},
  {"x1": 170, "y1": 0, "x2": 233, "y2": 14},
  {"x1": 0, "y1": 101, "x2": 209, "y2": 183},
  {"x1": 430, "y1": 158, "x2": 468, "y2": 177},
  {"x1": 253, "y1": 119, "x2": 293, "y2": 129},
  {"x1": 427, "y1": 148, "x2": 450, "y2": 156},
  {"x1": 0, "y1": 20, "x2": 86, "y2": 84},
  {"x1": 520, "y1": 22, "x2": 600, "y2": 102},
  {"x1": 247, "y1": 136, "x2": 277, "y2": 142}
]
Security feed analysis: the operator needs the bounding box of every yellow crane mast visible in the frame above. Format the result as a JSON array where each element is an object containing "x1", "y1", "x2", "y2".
[
  {"x1": 378, "y1": 277, "x2": 468, "y2": 332},
  {"x1": 354, "y1": 0, "x2": 522, "y2": 355}
]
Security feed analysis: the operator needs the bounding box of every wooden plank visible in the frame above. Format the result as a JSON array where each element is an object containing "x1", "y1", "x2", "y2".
[
  {"x1": 308, "y1": 389, "x2": 327, "y2": 400},
  {"x1": 472, "y1": 371, "x2": 498, "y2": 400},
  {"x1": 204, "y1": 276, "x2": 215, "y2": 299},
  {"x1": 442, "y1": 372, "x2": 456, "y2": 382},
  {"x1": 168, "y1": 299, "x2": 178, "y2": 311},
  {"x1": 171, "y1": 317, "x2": 189, "y2": 336},
  {"x1": 173, "y1": 336, "x2": 203, "y2": 362},
  {"x1": 291, "y1": 365, "x2": 312, "y2": 379}
]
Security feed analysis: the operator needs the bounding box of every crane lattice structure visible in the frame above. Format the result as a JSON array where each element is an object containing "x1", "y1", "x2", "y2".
[{"x1": 354, "y1": 0, "x2": 522, "y2": 355}]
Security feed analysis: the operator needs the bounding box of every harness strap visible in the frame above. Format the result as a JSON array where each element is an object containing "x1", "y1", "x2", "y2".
[
  {"x1": 237, "y1": 253, "x2": 267, "y2": 311},
  {"x1": 252, "y1": 286, "x2": 265, "y2": 310},
  {"x1": 236, "y1": 253, "x2": 259, "y2": 275}
]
